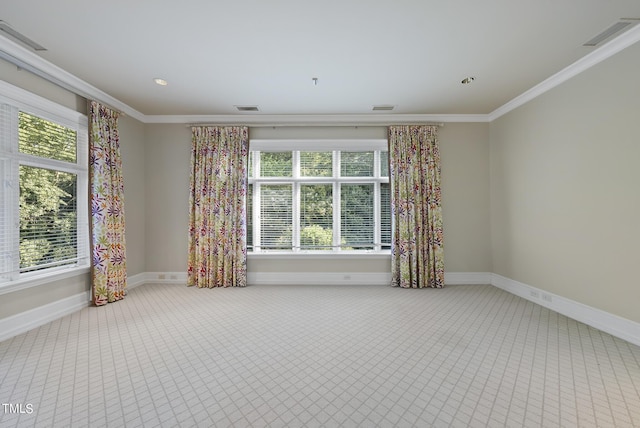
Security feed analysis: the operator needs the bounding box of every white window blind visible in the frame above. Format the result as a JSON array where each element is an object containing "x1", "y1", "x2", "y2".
[{"x1": 259, "y1": 184, "x2": 293, "y2": 250}]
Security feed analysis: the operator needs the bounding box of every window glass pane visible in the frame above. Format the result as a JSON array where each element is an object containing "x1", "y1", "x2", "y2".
[
  {"x1": 341, "y1": 184, "x2": 374, "y2": 249},
  {"x1": 300, "y1": 184, "x2": 333, "y2": 250},
  {"x1": 260, "y1": 152, "x2": 292, "y2": 177},
  {"x1": 19, "y1": 112, "x2": 77, "y2": 163},
  {"x1": 19, "y1": 165, "x2": 77, "y2": 272},
  {"x1": 248, "y1": 152, "x2": 253, "y2": 179},
  {"x1": 300, "y1": 152, "x2": 332, "y2": 177},
  {"x1": 260, "y1": 184, "x2": 292, "y2": 249},
  {"x1": 341, "y1": 151, "x2": 374, "y2": 177},
  {"x1": 380, "y1": 151, "x2": 389, "y2": 177},
  {"x1": 380, "y1": 183, "x2": 391, "y2": 249}
]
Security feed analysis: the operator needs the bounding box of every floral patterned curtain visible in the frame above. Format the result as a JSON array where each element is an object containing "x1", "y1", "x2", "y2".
[
  {"x1": 187, "y1": 126, "x2": 249, "y2": 288},
  {"x1": 89, "y1": 101, "x2": 127, "y2": 305},
  {"x1": 389, "y1": 125, "x2": 444, "y2": 288}
]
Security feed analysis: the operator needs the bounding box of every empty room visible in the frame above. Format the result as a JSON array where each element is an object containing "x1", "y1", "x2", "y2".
[{"x1": 1, "y1": 1, "x2": 639, "y2": 427}]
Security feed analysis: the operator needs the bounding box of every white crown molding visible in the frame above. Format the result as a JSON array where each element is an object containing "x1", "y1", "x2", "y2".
[
  {"x1": 488, "y1": 23, "x2": 640, "y2": 121},
  {"x1": 144, "y1": 113, "x2": 490, "y2": 125},
  {"x1": 0, "y1": 34, "x2": 146, "y2": 122},
  {"x1": 3, "y1": 24, "x2": 639, "y2": 125}
]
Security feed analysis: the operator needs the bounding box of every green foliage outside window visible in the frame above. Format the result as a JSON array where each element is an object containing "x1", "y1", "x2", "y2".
[{"x1": 18, "y1": 112, "x2": 78, "y2": 271}]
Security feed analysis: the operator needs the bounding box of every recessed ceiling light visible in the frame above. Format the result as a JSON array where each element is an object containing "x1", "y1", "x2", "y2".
[
  {"x1": 461, "y1": 77, "x2": 475, "y2": 85},
  {"x1": 153, "y1": 78, "x2": 168, "y2": 86}
]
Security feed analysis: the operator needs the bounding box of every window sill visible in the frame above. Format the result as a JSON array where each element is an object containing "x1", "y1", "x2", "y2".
[
  {"x1": 0, "y1": 265, "x2": 90, "y2": 296},
  {"x1": 248, "y1": 251, "x2": 391, "y2": 259}
]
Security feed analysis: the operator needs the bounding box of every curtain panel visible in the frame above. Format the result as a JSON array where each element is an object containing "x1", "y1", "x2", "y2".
[
  {"x1": 389, "y1": 125, "x2": 444, "y2": 288},
  {"x1": 188, "y1": 126, "x2": 249, "y2": 288},
  {"x1": 89, "y1": 101, "x2": 127, "y2": 305}
]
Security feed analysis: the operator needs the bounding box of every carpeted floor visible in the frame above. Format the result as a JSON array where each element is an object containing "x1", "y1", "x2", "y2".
[{"x1": 1, "y1": 282, "x2": 639, "y2": 427}]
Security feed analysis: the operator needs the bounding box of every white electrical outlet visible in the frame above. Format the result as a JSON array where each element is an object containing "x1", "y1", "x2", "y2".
[{"x1": 530, "y1": 290, "x2": 539, "y2": 298}]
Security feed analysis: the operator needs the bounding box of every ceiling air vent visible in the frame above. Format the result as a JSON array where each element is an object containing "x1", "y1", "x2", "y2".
[
  {"x1": 583, "y1": 19, "x2": 639, "y2": 47},
  {"x1": 235, "y1": 105, "x2": 259, "y2": 112},
  {"x1": 372, "y1": 105, "x2": 395, "y2": 111},
  {"x1": 0, "y1": 21, "x2": 47, "y2": 51}
]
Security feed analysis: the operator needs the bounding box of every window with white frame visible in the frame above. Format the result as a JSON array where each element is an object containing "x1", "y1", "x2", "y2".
[
  {"x1": 0, "y1": 82, "x2": 89, "y2": 285},
  {"x1": 247, "y1": 140, "x2": 390, "y2": 252}
]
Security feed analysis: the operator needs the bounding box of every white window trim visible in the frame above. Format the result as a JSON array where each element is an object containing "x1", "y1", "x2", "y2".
[
  {"x1": 0, "y1": 81, "x2": 89, "y2": 291},
  {"x1": 248, "y1": 139, "x2": 391, "y2": 255}
]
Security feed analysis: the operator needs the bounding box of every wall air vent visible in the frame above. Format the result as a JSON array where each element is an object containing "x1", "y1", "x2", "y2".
[
  {"x1": 0, "y1": 21, "x2": 47, "y2": 51},
  {"x1": 235, "y1": 106, "x2": 259, "y2": 112},
  {"x1": 372, "y1": 105, "x2": 395, "y2": 111},
  {"x1": 583, "y1": 19, "x2": 639, "y2": 47}
]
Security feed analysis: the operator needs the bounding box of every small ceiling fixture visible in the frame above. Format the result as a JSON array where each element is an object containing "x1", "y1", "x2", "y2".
[
  {"x1": 372, "y1": 105, "x2": 395, "y2": 111},
  {"x1": 153, "y1": 78, "x2": 168, "y2": 86},
  {"x1": 235, "y1": 105, "x2": 259, "y2": 112},
  {"x1": 461, "y1": 77, "x2": 475, "y2": 85},
  {"x1": 312, "y1": 77, "x2": 318, "y2": 86}
]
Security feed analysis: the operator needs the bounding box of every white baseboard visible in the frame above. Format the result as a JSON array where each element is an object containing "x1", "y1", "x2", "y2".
[
  {"x1": 143, "y1": 272, "x2": 188, "y2": 284},
  {"x1": 0, "y1": 291, "x2": 91, "y2": 343},
  {"x1": 445, "y1": 272, "x2": 492, "y2": 285},
  {"x1": 2, "y1": 271, "x2": 638, "y2": 348},
  {"x1": 127, "y1": 272, "x2": 148, "y2": 289},
  {"x1": 248, "y1": 271, "x2": 491, "y2": 286},
  {"x1": 491, "y1": 273, "x2": 640, "y2": 347},
  {"x1": 248, "y1": 271, "x2": 392, "y2": 286}
]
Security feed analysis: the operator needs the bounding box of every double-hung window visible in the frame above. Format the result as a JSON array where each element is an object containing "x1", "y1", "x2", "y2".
[
  {"x1": 0, "y1": 82, "x2": 89, "y2": 286},
  {"x1": 248, "y1": 140, "x2": 390, "y2": 253}
]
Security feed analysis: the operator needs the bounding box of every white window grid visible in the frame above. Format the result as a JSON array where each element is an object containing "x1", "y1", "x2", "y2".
[{"x1": 248, "y1": 147, "x2": 390, "y2": 253}]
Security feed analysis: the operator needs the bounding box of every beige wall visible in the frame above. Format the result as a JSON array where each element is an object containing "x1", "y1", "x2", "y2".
[
  {"x1": 439, "y1": 123, "x2": 491, "y2": 272},
  {"x1": 144, "y1": 124, "x2": 192, "y2": 272},
  {"x1": 119, "y1": 115, "x2": 147, "y2": 276},
  {"x1": 490, "y1": 41, "x2": 640, "y2": 322},
  {"x1": 143, "y1": 123, "x2": 492, "y2": 275}
]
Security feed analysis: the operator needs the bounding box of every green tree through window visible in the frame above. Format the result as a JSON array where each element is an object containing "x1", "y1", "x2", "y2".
[{"x1": 18, "y1": 112, "x2": 79, "y2": 272}]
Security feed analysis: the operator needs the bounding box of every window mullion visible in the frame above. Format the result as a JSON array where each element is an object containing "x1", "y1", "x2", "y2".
[
  {"x1": 374, "y1": 181, "x2": 381, "y2": 252},
  {"x1": 293, "y1": 151, "x2": 300, "y2": 251},
  {"x1": 252, "y1": 152, "x2": 260, "y2": 252},
  {"x1": 333, "y1": 150, "x2": 341, "y2": 252},
  {"x1": 373, "y1": 150, "x2": 381, "y2": 251}
]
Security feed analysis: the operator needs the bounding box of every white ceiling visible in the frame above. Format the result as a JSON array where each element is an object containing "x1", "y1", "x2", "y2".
[{"x1": 2, "y1": 1, "x2": 640, "y2": 118}]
